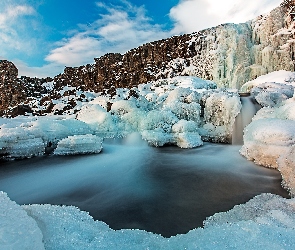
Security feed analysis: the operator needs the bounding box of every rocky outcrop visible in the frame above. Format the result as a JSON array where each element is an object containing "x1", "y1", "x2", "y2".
[
  {"x1": 0, "y1": 60, "x2": 18, "y2": 81},
  {"x1": 0, "y1": 60, "x2": 26, "y2": 115},
  {"x1": 0, "y1": 2, "x2": 294, "y2": 116}
]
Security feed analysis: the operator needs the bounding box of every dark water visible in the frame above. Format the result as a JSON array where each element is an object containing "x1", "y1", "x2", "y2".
[{"x1": 0, "y1": 135, "x2": 289, "y2": 237}]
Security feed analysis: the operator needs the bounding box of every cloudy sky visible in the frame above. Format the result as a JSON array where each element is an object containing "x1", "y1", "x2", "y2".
[{"x1": 0, "y1": 0, "x2": 282, "y2": 77}]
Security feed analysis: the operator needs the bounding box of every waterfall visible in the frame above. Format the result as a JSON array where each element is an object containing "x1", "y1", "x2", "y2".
[{"x1": 232, "y1": 94, "x2": 260, "y2": 145}]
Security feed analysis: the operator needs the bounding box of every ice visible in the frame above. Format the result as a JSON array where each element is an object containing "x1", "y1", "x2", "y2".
[
  {"x1": 173, "y1": 76, "x2": 217, "y2": 90},
  {"x1": 54, "y1": 134, "x2": 103, "y2": 155},
  {"x1": 240, "y1": 70, "x2": 295, "y2": 108},
  {"x1": 0, "y1": 191, "x2": 44, "y2": 250},
  {"x1": 139, "y1": 129, "x2": 173, "y2": 147},
  {"x1": 250, "y1": 82, "x2": 294, "y2": 107},
  {"x1": 164, "y1": 88, "x2": 202, "y2": 124}
]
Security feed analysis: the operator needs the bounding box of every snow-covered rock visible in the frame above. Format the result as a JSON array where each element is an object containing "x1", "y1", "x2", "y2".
[
  {"x1": 240, "y1": 70, "x2": 295, "y2": 107},
  {"x1": 54, "y1": 134, "x2": 103, "y2": 155}
]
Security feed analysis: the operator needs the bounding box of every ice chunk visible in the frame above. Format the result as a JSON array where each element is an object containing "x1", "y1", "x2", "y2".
[
  {"x1": 165, "y1": 101, "x2": 201, "y2": 124},
  {"x1": 173, "y1": 76, "x2": 217, "y2": 90},
  {"x1": 241, "y1": 117, "x2": 295, "y2": 195},
  {"x1": 141, "y1": 129, "x2": 173, "y2": 147},
  {"x1": 202, "y1": 91, "x2": 241, "y2": 142},
  {"x1": 0, "y1": 192, "x2": 44, "y2": 250},
  {"x1": 54, "y1": 134, "x2": 102, "y2": 155},
  {"x1": 240, "y1": 118, "x2": 295, "y2": 168},
  {"x1": 173, "y1": 132, "x2": 203, "y2": 148},
  {"x1": 164, "y1": 87, "x2": 193, "y2": 104},
  {"x1": 0, "y1": 126, "x2": 44, "y2": 159}
]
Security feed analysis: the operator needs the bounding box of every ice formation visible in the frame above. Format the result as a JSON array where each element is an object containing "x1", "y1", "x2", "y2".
[{"x1": 54, "y1": 134, "x2": 102, "y2": 155}]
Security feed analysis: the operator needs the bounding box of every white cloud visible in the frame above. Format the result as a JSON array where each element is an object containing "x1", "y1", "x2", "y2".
[
  {"x1": 45, "y1": 1, "x2": 169, "y2": 67},
  {"x1": 46, "y1": 36, "x2": 102, "y2": 66},
  {"x1": 0, "y1": 2, "x2": 40, "y2": 63},
  {"x1": 169, "y1": 0, "x2": 282, "y2": 34},
  {"x1": 14, "y1": 59, "x2": 63, "y2": 78},
  {"x1": 0, "y1": 5, "x2": 34, "y2": 27}
]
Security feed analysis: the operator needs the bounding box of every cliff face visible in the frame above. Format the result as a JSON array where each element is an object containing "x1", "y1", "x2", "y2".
[
  {"x1": 0, "y1": 2, "x2": 294, "y2": 116},
  {"x1": 0, "y1": 60, "x2": 26, "y2": 114},
  {"x1": 55, "y1": 3, "x2": 295, "y2": 91}
]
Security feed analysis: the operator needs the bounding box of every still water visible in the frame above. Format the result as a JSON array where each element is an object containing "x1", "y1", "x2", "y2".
[{"x1": 0, "y1": 135, "x2": 289, "y2": 237}]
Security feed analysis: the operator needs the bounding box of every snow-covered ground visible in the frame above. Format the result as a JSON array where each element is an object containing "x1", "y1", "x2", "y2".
[{"x1": 1, "y1": 71, "x2": 295, "y2": 248}]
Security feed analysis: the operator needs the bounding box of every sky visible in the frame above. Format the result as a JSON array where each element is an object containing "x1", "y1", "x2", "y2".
[{"x1": 0, "y1": 0, "x2": 283, "y2": 77}]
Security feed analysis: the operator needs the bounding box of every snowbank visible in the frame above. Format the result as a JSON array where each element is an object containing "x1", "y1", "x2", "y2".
[
  {"x1": 240, "y1": 70, "x2": 295, "y2": 93},
  {"x1": 1, "y1": 191, "x2": 295, "y2": 249},
  {"x1": 0, "y1": 191, "x2": 45, "y2": 250},
  {"x1": 240, "y1": 74, "x2": 295, "y2": 195},
  {"x1": 240, "y1": 70, "x2": 295, "y2": 107}
]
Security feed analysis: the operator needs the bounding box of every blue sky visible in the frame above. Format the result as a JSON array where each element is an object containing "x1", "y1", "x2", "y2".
[{"x1": 0, "y1": 0, "x2": 282, "y2": 77}]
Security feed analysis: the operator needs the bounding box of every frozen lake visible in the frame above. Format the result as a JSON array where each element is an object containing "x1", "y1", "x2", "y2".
[{"x1": 0, "y1": 136, "x2": 289, "y2": 237}]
